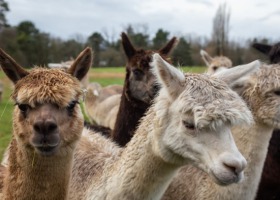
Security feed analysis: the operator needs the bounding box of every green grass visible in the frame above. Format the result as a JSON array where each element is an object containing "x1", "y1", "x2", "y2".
[{"x1": 0, "y1": 66, "x2": 205, "y2": 160}]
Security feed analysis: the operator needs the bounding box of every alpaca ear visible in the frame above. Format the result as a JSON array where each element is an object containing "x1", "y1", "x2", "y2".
[
  {"x1": 0, "y1": 48, "x2": 29, "y2": 84},
  {"x1": 158, "y1": 37, "x2": 178, "y2": 56},
  {"x1": 213, "y1": 60, "x2": 261, "y2": 95},
  {"x1": 151, "y1": 53, "x2": 185, "y2": 98},
  {"x1": 121, "y1": 32, "x2": 136, "y2": 60},
  {"x1": 200, "y1": 49, "x2": 213, "y2": 67},
  {"x1": 252, "y1": 43, "x2": 272, "y2": 55},
  {"x1": 68, "y1": 47, "x2": 93, "y2": 81}
]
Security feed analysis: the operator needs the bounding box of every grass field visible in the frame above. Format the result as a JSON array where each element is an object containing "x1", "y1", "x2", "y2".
[{"x1": 0, "y1": 66, "x2": 205, "y2": 160}]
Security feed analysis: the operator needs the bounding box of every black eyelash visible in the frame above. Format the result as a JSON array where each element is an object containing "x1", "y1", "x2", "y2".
[
  {"x1": 15, "y1": 103, "x2": 30, "y2": 117},
  {"x1": 67, "y1": 101, "x2": 79, "y2": 114},
  {"x1": 274, "y1": 90, "x2": 280, "y2": 96},
  {"x1": 183, "y1": 121, "x2": 196, "y2": 130}
]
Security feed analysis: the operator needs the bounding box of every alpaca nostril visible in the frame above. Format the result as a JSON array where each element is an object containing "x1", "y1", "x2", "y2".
[
  {"x1": 223, "y1": 158, "x2": 246, "y2": 175},
  {"x1": 33, "y1": 120, "x2": 58, "y2": 134},
  {"x1": 45, "y1": 121, "x2": 58, "y2": 133}
]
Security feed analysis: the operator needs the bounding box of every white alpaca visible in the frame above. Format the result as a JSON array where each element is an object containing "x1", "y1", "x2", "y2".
[
  {"x1": 162, "y1": 61, "x2": 280, "y2": 200},
  {"x1": 68, "y1": 53, "x2": 253, "y2": 200}
]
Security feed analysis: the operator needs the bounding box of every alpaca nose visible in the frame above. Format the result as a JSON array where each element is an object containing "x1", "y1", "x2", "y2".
[
  {"x1": 223, "y1": 156, "x2": 247, "y2": 175},
  {"x1": 33, "y1": 119, "x2": 58, "y2": 135}
]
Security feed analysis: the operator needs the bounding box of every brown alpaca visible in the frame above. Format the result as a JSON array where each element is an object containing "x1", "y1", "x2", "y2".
[
  {"x1": 200, "y1": 49, "x2": 232, "y2": 74},
  {"x1": 68, "y1": 54, "x2": 253, "y2": 200},
  {"x1": 252, "y1": 41, "x2": 280, "y2": 200},
  {"x1": 0, "y1": 47, "x2": 92, "y2": 200},
  {"x1": 161, "y1": 61, "x2": 280, "y2": 200},
  {"x1": 111, "y1": 32, "x2": 178, "y2": 146}
]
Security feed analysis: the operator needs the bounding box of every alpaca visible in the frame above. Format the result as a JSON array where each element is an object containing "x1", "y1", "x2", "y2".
[
  {"x1": 252, "y1": 41, "x2": 280, "y2": 200},
  {"x1": 111, "y1": 32, "x2": 178, "y2": 146},
  {"x1": 68, "y1": 53, "x2": 253, "y2": 200},
  {"x1": 0, "y1": 47, "x2": 92, "y2": 200},
  {"x1": 161, "y1": 61, "x2": 280, "y2": 200},
  {"x1": 84, "y1": 83, "x2": 122, "y2": 129},
  {"x1": 85, "y1": 86, "x2": 121, "y2": 129},
  {"x1": 200, "y1": 49, "x2": 232, "y2": 74}
]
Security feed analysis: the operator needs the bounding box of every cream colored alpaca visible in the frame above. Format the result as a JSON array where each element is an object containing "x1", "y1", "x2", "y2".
[
  {"x1": 162, "y1": 61, "x2": 280, "y2": 200},
  {"x1": 200, "y1": 49, "x2": 232, "y2": 74},
  {"x1": 68, "y1": 53, "x2": 253, "y2": 200},
  {"x1": 84, "y1": 83, "x2": 122, "y2": 128},
  {"x1": 0, "y1": 47, "x2": 92, "y2": 200}
]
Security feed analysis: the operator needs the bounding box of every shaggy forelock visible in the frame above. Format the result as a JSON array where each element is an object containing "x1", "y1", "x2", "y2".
[
  {"x1": 177, "y1": 73, "x2": 253, "y2": 130},
  {"x1": 12, "y1": 67, "x2": 82, "y2": 107}
]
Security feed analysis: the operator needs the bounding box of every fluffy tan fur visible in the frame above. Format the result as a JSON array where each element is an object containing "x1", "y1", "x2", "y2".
[
  {"x1": 162, "y1": 63, "x2": 280, "y2": 200},
  {"x1": 1, "y1": 47, "x2": 92, "y2": 200}
]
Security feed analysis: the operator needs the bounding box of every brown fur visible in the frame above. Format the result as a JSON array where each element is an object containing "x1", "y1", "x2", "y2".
[
  {"x1": 111, "y1": 32, "x2": 178, "y2": 146},
  {"x1": 0, "y1": 47, "x2": 92, "y2": 200}
]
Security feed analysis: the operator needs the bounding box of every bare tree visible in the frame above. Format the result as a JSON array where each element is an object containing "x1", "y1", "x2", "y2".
[{"x1": 212, "y1": 3, "x2": 230, "y2": 55}]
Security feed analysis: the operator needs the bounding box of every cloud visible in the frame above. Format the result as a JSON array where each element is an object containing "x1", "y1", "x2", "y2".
[{"x1": 259, "y1": 9, "x2": 280, "y2": 21}]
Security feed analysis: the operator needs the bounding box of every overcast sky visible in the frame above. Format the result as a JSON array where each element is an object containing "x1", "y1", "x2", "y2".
[{"x1": 6, "y1": 0, "x2": 280, "y2": 42}]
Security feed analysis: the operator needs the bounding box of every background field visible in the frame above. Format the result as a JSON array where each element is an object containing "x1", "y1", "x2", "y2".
[{"x1": 0, "y1": 66, "x2": 205, "y2": 160}]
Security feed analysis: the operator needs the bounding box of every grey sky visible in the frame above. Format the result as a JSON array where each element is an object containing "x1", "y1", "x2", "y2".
[{"x1": 6, "y1": 0, "x2": 280, "y2": 42}]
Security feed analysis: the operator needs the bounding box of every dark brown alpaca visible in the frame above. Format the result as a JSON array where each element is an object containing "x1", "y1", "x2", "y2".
[
  {"x1": 252, "y1": 42, "x2": 280, "y2": 200},
  {"x1": 111, "y1": 32, "x2": 177, "y2": 146}
]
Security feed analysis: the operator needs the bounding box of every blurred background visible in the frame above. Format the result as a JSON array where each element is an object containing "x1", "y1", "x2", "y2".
[{"x1": 1, "y1": 0, "x2": 279, "y2": 67}]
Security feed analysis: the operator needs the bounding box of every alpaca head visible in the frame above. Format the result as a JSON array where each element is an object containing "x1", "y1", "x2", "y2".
[
  {"x1": 0, "y1": 47, "x2": 92, "y2": 157},
  {"x1": 231, "y1": 64, "x2": 280, "y2": 129},
  {"x1": 252, "y1": 42, "x2": 280, "y2": 64},
  {"x1": 121, "y1": 32, "x2": 177, "y2": 104},
  {"x1": 200, "y1": 49, "x2": 232, "y2": 74},
  {"x1": 150, "y1": 54, "x2": 253, "y2": 186}
]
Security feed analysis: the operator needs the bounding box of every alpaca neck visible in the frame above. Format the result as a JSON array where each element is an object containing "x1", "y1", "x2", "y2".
[
  {"x1": 112, "y1": 86, "x2": 149, "y2": 146},
  {"x1": 89, "y1": 110, "x2": 180, "y2": 200},
  {"x1": 3, "y1": 138, "x2": 74, "y2": 200}
]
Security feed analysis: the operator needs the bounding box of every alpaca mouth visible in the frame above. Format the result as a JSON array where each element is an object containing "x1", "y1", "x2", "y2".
[
  {"x1": 36, "y1": 145, "x2": 58, "y2": 156},
  {"x1": 35, "y1": 143, "x2": 59, "y2": 156},
  {"x1": 210, "y1": 170, "x2": 242, "y2": 186}
]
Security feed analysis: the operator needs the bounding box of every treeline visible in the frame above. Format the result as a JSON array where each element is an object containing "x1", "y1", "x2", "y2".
[{"x1": 0, "y1": 21, "x2": 273, "y2": 68}]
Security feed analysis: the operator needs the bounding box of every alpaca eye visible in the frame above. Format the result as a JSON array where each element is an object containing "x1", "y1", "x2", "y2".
[
  {"x1": 213, "y1": 66, "x2": 218, "y2": 71},
  {"x1": 67, "y1": 101, "x2": 79, "y2": 114},
  {"x1": 133, "y1": 69, "x2": 143, "y2": 79},
  {"x1": 183, "y1": 121, "x2": 196, "y2": 130},
  {"x1": 17, "y1": 104, "x2": 30, "y2": 113},
  {"x1": 274, "y1": 90, "x2": 280, "y2": 96}
]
